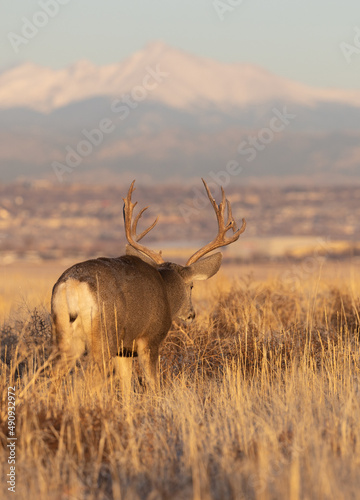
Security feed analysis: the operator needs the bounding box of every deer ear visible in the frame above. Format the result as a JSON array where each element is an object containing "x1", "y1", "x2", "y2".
[{"x1": 180, "y1": 252, "x2": 222, "y2": 282}]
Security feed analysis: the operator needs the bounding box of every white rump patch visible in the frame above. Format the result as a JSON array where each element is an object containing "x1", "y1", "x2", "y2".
[{"x1": 52, "y1": 279, "x2": 98, "y2": 356}]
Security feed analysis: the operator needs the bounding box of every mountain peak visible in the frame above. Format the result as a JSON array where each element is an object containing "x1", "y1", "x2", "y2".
[
  {"x1": 1, "y1": 42, "x2": 360, "y2": 112},
  {"x1": 143, "y1": 40, "x2": 169, "y2": 54}
]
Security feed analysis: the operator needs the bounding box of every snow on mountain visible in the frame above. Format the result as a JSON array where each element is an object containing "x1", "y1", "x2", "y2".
[
  {"x1": 1, "y1": 41, "x2": 360, "y2": 113},
  {"x1": 1, "y1": 41, "x2": 359, "y2": 184}
]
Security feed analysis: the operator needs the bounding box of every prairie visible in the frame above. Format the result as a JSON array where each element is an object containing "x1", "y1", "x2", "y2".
[{"x1": 0, "y1": 261, "x2": 359, "y2": 500}]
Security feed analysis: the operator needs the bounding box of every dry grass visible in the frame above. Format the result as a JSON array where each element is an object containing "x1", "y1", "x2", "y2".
[{"x1": 0, "y1": 263, "x2": 359, "y2": 499}]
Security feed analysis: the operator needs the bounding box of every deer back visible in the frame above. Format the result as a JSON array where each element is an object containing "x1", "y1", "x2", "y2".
[{"x1": 51, "y1": 255, "x2": 172, "y2": 359}]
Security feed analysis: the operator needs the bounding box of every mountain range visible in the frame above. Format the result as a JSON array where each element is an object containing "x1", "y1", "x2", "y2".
[{"x1": 1, "y1": 41, "x2": 359, "y2": 184}]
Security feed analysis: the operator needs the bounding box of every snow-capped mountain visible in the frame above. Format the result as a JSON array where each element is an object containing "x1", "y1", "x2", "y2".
[
  {"x1": 1, "y1": 41, "x2": 360, "y2": 113},
  {"x1": 0, "y1": 41, "x2": 359, "y2": 184}
]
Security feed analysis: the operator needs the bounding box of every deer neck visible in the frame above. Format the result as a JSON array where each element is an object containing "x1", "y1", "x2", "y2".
[{"x1": 158, "y1": 268, "x2": 184, "y2": 320}]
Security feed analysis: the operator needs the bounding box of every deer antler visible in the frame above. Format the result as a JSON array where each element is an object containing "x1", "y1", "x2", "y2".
[
  {"x1": 185, "y1": 179, "x2": 246, "y2": 266},
  {"x1": 123, "y1": 180, "x2": 164, "y2": 265}
]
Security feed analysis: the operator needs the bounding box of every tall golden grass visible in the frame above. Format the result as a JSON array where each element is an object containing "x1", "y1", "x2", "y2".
[{"x1": 0, "y1": 263, "x2": 359, "y2": 499}]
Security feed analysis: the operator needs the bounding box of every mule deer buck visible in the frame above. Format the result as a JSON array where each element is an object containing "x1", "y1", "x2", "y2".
[{"x1": 51, "y1": 179, "x2": 246, "y2": 391}]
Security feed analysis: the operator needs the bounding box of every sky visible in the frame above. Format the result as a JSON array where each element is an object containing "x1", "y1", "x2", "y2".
[{"x1": 0, "y1": 0, "x2": 359, "y2": 89}]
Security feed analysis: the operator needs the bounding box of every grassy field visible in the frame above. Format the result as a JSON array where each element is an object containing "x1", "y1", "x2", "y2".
[{"x1": 0, "y1": 260, "x2": 359, "y2": 499}]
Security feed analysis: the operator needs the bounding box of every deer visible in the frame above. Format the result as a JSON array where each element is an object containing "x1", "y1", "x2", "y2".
[{"x1": 50, "y1": 179, "x2": 246, "y2": 392}]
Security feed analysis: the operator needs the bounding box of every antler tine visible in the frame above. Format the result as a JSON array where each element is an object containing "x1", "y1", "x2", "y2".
[
  {"x1": 185, "y1": 179, "x2": 246, "y2": 266},
  {"x1": 132, "y1": 206, "x2": 159, "y2": 242},
  {"x1": 225, "y1": 199, "x2": 236, "y2": 231},
  {"x1": 203, "y1": 180, "x2": 226, "y2": 229},
  {"x1": 202, "y1": 178, "x2": 218, "y2": 212},
  {"x1": 236, "y1": 217, "x2": 247, "y2": 236},
  {"x1": 123, "y1": 180, "x2": 164, "y2": 265}
]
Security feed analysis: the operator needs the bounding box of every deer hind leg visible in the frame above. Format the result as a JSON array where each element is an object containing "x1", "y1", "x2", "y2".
[
  {"x1": 113, "y1": 356, "x2": 133, "y2": 397},
  {"x1": 137, "y1": 338, "x2": 160, "y2": 392}
]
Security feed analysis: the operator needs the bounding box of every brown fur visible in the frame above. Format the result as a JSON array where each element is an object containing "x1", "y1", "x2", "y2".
[{"x1": 51, "y1": 252, "x2": 222, "y2": 390}]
